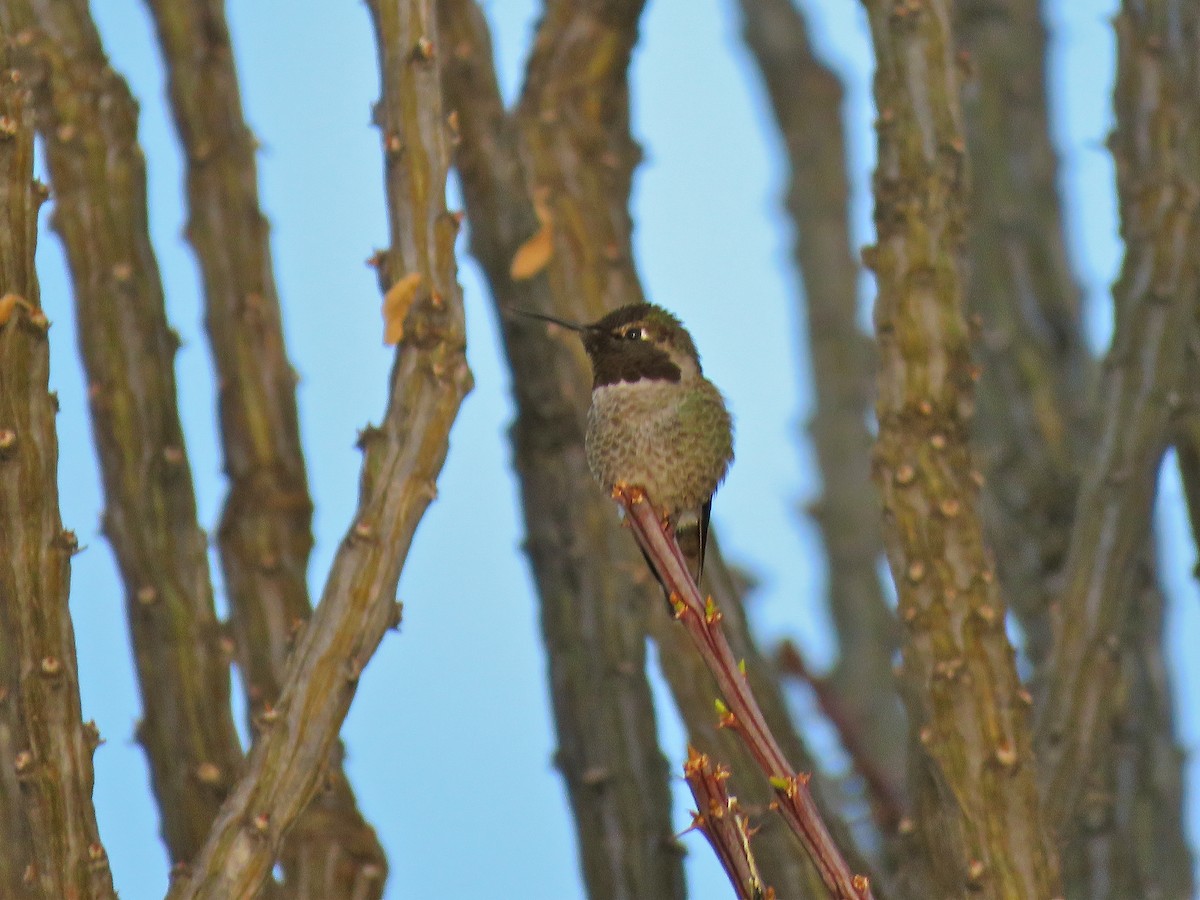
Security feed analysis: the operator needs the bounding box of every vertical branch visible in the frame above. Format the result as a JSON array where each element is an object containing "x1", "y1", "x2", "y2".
[
  {"x1": 140, "y1": 0, "x2": 387, "y2": 893},
  {"x1": 1036, "y1": 0, "x2": 1200, "y2": 863},
  {"x1": 957, "y1": 0, "x2": 1192, "y2": 892},
  {"x1": 860, "y1": 0, "x2": 1060, "y2": 895},
  {"x1": 734, "y1": 0, "x2": 905, "y2": 807},
  {"x1": 955, "y1": 0, "x2": 1091, "y2": 669},
  {"x1": 439, "y1": 2, "x2": 688, "y2": 897},
  {"x1": 169, "y1": 0, "x2": 471, "y2": 894},
  {"x1": 0, "y1": 36, "x2": 114, "y2": 899},
  {"x1": 1, "y1": 0, "x2": 245, "y2": 868}
]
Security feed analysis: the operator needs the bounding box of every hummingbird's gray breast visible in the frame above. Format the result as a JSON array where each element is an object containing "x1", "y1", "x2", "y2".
[{"x1": 585, "y1": 376, "x2": 733, "y2": 516}]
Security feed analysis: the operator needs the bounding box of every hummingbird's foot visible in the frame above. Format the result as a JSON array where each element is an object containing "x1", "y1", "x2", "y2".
[{"x1": 612, "y1": 482, "x2": 647, "y2": 505}]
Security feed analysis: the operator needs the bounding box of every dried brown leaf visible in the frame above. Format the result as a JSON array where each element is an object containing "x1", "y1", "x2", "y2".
[
  {"x1": 382, "y1": 272, "x2": 424, "y2": 345},
  {"x1": 0, "y1": 293, "x2": 32, "y2": 326},
  {"x1": 510, "y1": 197, "x2": 554, "y2": 281}
]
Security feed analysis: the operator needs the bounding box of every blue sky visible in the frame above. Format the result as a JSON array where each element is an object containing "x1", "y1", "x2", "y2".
[{"x1": 29, "y1": 1, "x2": 1197, "y2": 897}]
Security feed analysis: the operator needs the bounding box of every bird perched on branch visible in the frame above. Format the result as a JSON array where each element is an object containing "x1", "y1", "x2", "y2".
[{"x1": 516, "y1": 302, "x2": 734, "y2": 585}]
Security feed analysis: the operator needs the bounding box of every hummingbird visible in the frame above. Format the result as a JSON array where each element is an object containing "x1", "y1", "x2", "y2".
[{"x1": 516, "y1": 302, "x2": 734, "y2": 585}]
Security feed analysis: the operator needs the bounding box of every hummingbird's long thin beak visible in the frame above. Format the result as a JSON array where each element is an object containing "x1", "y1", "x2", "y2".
[{"x1": 505, "y1": 306, "x2": 589, "y2": 333}]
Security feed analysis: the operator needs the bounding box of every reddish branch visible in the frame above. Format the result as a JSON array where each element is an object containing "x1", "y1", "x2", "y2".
[
  {"x1": 683, "y1": 747, "x2": 775, "y2": 900},
  {"x1": 775, "y1": 641, "x2": 902, "y2": 831},
  {"x1": 618, "y1": 486, "x2": 871, "y2": 900}
]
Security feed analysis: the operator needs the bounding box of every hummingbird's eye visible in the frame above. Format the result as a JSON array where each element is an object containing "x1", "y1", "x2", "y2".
[{"x1": 624, "y1": 327, "x2": 644, "y2": 341}]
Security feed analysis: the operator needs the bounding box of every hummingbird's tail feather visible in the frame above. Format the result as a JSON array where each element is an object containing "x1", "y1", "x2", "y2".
[
  {"x1": 674, "y1": 501, "x2": 710, "y2": 586},
  {"x1": 675, "y1": 522, "x2": 705, "y2": 587}
]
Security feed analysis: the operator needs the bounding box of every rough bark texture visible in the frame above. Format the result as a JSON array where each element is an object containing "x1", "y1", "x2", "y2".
[
  {"x1": 860, "y1": 0, "x2": 1060, "y2": 895},
  {"x1": 957, "y1": 1, "x2": 1193, "y2": 895},
  {"x1": 1, "y1": 0, "x2": 245, "y2": 869},
  {"x1": 0, "y1": 35, "x2": 115, "y2": 900},
  {"x1": 1034, "y1": 6, "x2": 1198, "y2": 894},
  {"x1": 955, "y1": 0, "x2": 1091, "y2": 670},
  {"x1": 140, "y1": 0, "x2": 387, "y2": 893},
  {"x1": 735, "y1": 0, "x2": 906, "y2": 819},
  {"x1": 166, "y1": 0, "x2": 471, "y2": 894},
  {"x1": 439, "y1": 2, "x2": 689, "y2": 897}
]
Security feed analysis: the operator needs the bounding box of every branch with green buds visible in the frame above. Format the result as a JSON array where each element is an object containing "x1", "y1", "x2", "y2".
[{"x1": 614, "y1": 485, "x2": 873, "y2": 900}]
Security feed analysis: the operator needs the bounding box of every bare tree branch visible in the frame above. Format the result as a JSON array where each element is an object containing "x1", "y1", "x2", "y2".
[
  {"x1": 683, "y1": 747, "x2": 774, "y2": 900},
  {"x1": 0, "y1": 33, "x2": 115, "y2": 899},
  {"x1": 439, "y1": 1, "x2": 690, "y2": 896},
  {"x1": 166, "y1": 0, "x2": 471, "y2": 894},
  {"x1": 859, "y1": 0, "x2": 1061, "y2": 894},
  {"x1": 955, "y1": 2, "x2": 1192, "y2": 892},
  {"x1": 0, "y1": 0, "x2": 245, "y2": 869},
  {"x1": 734, "y1": 0, "x2": 906, "y2": 823},
  {"x1": 1035, "y1": 0, "x2": 1200, "y2": 846},
  {"x1": 139, "y1": 0, "x2": 387, "y2": 892},
  {"x1": 955, "y1": 0, "x2": 1092, "y2": 669}
]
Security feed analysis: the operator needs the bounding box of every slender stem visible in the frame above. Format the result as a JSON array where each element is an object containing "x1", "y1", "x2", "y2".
[
  {"x1": 682, "y1": 747, "x2": 773, "y2": 900},
  {"x1": 619, "y1": 488, "x2": 871, "y2": 900}
]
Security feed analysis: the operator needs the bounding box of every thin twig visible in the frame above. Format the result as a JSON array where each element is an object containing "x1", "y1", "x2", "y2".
[
  {"x1": 682, "y1": 747, "x2": 775, "y2": 900},
  {"x1": 775, "y1": 641, "x2": 903, "y2": 831},
  {"x1": 618, "y1": 486, "x2": 871, "y2": 900},
  {"x1": 650, "y1": 543, "x2": 872, "y2": 896}
]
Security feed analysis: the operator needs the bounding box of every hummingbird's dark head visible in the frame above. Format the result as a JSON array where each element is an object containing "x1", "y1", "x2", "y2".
[
  {"x1": 510, "y1": 302, "x2": 702, "y2": 388},
  {"x1": 580, "y1": 303, "x2": 702, "y2": 388}
]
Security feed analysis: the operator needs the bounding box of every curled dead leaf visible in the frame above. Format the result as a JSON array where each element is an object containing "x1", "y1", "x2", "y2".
[
  {"x1": 382, "y1": 273, "x2": 424, "y2": 345},
  {"x1": 0, "y1": 294, "x2": 33, "y2": 327},
  {"x1": 510, "y1": 194, "x2": 554, "y2": 281}
]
